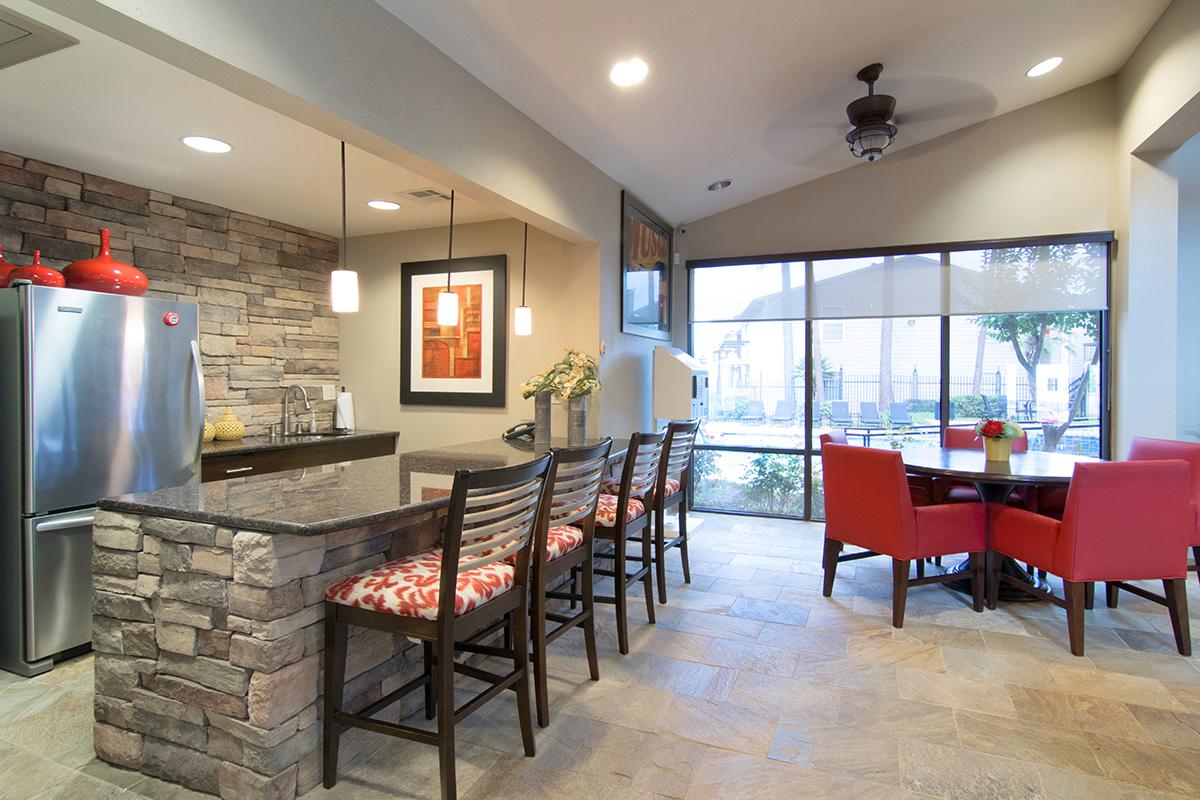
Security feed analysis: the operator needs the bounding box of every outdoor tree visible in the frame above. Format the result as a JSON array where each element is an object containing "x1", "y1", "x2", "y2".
[{"x1": 971, "y1": 244, "x2": 1103, "y2": 451}]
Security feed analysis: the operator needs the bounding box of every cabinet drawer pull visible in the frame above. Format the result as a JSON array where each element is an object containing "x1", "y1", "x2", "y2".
[{"x1": 224, "y1": 466, "x2": 255, "y2": 474}]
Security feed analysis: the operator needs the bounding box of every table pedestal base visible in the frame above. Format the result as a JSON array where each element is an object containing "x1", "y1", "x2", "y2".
[{"x1": 944, "y1": 555, "x2": 1049, "y2": 601}]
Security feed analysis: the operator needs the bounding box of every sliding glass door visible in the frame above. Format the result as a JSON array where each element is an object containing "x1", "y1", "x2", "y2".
[{"x1": 687, "y1": 234, "x2": 1111, "y2": 521}]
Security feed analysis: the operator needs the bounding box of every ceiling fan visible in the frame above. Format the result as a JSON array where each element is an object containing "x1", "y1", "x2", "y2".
[
  {"x1": 844, "y1": 63, "x2": 897, "y2": 162},
  {"x1": 761, "y1": 64, "x2": 997, "y2": 169}
]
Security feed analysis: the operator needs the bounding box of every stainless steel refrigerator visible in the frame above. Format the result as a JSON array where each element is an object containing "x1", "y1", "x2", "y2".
[{"x1": 0, "y1": 285, "x2": 203, "y2": 676}]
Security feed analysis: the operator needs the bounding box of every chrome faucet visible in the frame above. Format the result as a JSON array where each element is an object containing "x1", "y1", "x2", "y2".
[{"x1": 282, "y1": 385, "x2": 313, "y2": 435}]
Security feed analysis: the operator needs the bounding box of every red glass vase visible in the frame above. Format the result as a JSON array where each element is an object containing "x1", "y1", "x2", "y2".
[
  {"x1": 0, "y1": 244, "x2": 13, "y2": 286},
  {"x1": 63, "y1": 228, "x2": 148, "y2": 296},
  {"x1": 5, "y1": 250, "x2": 66, "y2": 287}
]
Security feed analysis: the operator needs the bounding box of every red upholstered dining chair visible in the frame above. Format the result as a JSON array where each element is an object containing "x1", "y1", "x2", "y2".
[
  {"x1": 323, "y1": 454, "x2": 553, "y2": 800},
  {"x1": 821, "y1": 444, "x2": 988, "y2": 627},
  {"x1": 988, "y1": 460, "x2": 1193, "y2": 656},
  {"x1": 819, "y1": 430, "x2": 933, "y2": 507},
  {"x1": 933, "y1": 427, "x2": 1031, "y2": 505},
  {"x1": 1105, "y1": 437, "x2": 1200, "y2": 607}
]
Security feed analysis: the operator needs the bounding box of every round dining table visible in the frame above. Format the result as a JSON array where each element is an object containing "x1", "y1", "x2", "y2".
[{"x1": 896, "y1": 446, "x2": 1103, "y2": 601}]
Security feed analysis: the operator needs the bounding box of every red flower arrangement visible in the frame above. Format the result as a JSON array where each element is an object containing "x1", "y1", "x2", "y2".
[{"x1": 974, "y1": 418, "x2": 1023, "y2": 440}]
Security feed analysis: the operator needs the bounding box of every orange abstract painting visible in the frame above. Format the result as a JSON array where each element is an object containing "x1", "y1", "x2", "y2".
[{"x1": 421, "y1": 284, "x2": 483, "y2": 379}]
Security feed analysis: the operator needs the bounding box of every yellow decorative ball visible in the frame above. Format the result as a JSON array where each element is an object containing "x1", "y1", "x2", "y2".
[
  {"x1": 213, "y1": 407, "x2": 246, "y2": 441},
  {"x1": 203, "y1": 421, "x2": 216, "y2": 443}
]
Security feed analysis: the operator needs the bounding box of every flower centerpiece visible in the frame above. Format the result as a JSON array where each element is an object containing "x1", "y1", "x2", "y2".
[
  {"x1": 974, "y1": 418, "x2": 1024, "y2": 462},
  {"x1": 521, "y1": 349, "x2": 601, "y2": 445}
]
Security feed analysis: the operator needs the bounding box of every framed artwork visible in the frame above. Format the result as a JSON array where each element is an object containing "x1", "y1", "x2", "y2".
[
  {"x1": 400, "y1": 255, "x2": 507, "y2": 407},
  {"x1": 621, "y1": 190, "x2": 672, "y2": 340}
]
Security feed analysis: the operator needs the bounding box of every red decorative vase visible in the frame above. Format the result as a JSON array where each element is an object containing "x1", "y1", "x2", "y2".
[
  {"x1": 5, "y1": 250, "x2": 66, "y2": 287},
  {"x1": 0, "y1": 245, "x2": 13, "y2": 287},
  {"x1": 63, "y1": 228, "x2": 148, "y2": 296}
]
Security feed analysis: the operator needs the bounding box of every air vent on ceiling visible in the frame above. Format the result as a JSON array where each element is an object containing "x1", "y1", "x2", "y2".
[
  {"x1": 398, "y1": 188, "x2": 452, "y2": 205},
  {"x1": 0, "y1": 6, "x2": 77, "y2": 71}
]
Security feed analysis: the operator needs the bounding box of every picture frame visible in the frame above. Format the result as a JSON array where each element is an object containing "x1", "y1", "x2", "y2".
[
  {"x1": 621, "y1": 190, "x2": 672, "y2": 340},
  {"x1": 400, "y1": 255, "x2": 507, "y2": 407}
]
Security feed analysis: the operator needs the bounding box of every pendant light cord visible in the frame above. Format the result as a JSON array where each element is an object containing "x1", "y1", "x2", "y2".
[
  {"x1": 340, "y1": 141, "x2": 347, "y2": 270},
  {"x1": 521, "y1": 223, "x2": 528, "y2": 305},
  {"x1": 446, "y1": 190, "x2": 455, "y2": 291}
]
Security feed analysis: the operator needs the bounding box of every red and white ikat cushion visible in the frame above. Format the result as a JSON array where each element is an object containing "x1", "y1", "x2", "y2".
[{"x1": 595, "y1": 494, "x2": 646, "y2": 527}]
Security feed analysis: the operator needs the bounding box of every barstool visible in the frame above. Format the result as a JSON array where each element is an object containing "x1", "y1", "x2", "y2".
[
  {"x1": 322, "y1": 454, "x2": 553, "y2": 800},
  {"x1": 593, "y1": 430, "x2": 665, "y2": 654},
  {"x1": 529, "y1": 438, "x2": 612, "y2": 726},
  {"x1": 650, "y1": 420, "x2": 698, "y2": 603}
]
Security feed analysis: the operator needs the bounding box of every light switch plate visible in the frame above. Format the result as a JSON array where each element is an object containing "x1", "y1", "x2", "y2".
[{"x1": 322, "y1": 384, "x2": 336, "y2": 400}]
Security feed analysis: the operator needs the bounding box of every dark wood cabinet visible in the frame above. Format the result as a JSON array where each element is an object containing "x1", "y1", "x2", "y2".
[{"x1": 201, "y1": 433, "x2": 397, "y2": 482}]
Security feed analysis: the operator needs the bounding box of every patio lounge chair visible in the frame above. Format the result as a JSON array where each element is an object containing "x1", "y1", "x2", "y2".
[
  {"x1": 830, "y1": 401, "x2": 852, "y2": 427},
  {"x1": 860, "y1": 403, "x2": 883, "y2": 427},
  {"x1": 889, "y1": 403, "x2": 913, "y2": 425},
  {"x1": 771, "y1": 400, "x2": 796, "y2": 424},
  {"x1": 743, "y1": 400, "x2": 765, "y2": 423}
]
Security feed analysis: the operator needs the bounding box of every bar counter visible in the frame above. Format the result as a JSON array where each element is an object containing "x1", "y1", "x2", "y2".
[{"x1": 91, "y1": 437, "x2": 622, "y2": 799}]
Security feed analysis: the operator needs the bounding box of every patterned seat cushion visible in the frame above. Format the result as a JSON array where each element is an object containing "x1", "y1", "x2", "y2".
[
  {"x1": 595, "y1": 493, "x2": 645, "y2": 527},
  {"x1": 325, "y1": 548, "x2": 514, "y2": 620},
  {"x1": 545, "y1": 524, "x2": 585, "y2": 561},
  {"x1": 601, "y1": 476, "x2": 681, "y2": 498}
]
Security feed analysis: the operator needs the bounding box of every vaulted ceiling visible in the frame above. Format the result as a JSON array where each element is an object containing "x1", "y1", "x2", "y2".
[{"x1": 380, "y1": 0, "x2": 1170, "y2": 224}]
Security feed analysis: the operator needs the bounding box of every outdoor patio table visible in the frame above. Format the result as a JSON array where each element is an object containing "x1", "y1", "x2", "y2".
[{"x1": 892, "y1": 446, "x2": 1103, "y2": 601}]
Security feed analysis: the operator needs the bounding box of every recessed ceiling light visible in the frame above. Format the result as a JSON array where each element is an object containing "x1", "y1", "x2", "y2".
[
  {"x1": 180, "y1": 135, "x2": 232, "y2": 154},
  {"x1": 1025, "y1": 56, "x2": 1063, "y2": 78},
  {"x1": 609, "y1": 57, "x2": 648, "y2": 87},
  {"x1": 707, "y1": 179, "x2": 732, "y2": 192},
  {"x1": 367, "y1": 199, "x2": 401, "y2": 210}
]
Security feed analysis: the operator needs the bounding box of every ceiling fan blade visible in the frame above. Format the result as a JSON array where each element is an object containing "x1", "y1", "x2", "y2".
[{"x1": 891, "y1": 95, "x2": 997, "y2": 126}]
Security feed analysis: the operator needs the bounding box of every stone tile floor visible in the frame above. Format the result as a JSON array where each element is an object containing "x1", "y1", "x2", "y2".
[{"x1": 2, "y1": 513, "x2": 1200, "y2": 799}]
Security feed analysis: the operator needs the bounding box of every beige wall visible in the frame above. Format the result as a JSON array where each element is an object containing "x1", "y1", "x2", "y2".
[
  {"x1": 1111, "y1": 0, "x2": 1200, "y2": 450},
  {"x1": 339, "y1": 220, "x2": 601, "y2": 451},
  {"x1": 42, "y1": 0, "x2": 658, "y2": 439},
  {"x1": 676, "y1": 79, "x2": 1116, "y2": 263}
]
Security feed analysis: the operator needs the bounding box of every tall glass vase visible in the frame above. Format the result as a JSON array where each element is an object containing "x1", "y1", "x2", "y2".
[
  {"x1": 534, "y1": 391, "x2": 552, "y2": 448},
  {"x1": 567, "y1": 395, "x2": 588, "y2": 445}
]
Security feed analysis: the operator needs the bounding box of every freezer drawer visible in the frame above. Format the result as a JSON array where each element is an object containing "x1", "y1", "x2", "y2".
[{"x1": 24, "y1": 509, "x2": 94, "y2": 662}]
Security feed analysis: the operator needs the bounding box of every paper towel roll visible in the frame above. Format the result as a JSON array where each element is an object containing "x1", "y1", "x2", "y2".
[{"x1": 335, "y1": 387, "x2": 355, "y2": 431}]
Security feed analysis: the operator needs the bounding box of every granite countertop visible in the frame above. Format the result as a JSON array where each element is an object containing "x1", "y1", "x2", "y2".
[
  {"x1": 201, "y1": 429, "x2": 398, "y2": 457},
  {"x1": 102, "y1": 436, "x2": 627, "y2": 536}
]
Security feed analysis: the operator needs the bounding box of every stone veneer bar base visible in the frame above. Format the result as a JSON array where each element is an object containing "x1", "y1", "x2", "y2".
[{"x1": 90, "y1": 508, "x2": 443, "y2": 798}]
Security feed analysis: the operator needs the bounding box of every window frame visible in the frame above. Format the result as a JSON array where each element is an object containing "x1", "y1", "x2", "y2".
[{"x1": 686, "y1": 231, "x2": 1114, "y2": 521}]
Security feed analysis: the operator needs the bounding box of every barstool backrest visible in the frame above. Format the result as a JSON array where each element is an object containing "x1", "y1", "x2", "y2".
[
  {"x1": 548, "y1": 438, "x2": 613, "y2": 529},
  {"x1": 443, "y1": 454, "x2": 554, "y2": 577},
  {"x1": 616, "y1": 430, "x2": 668, "y2": 510},
  {"x1": 661, "y1": 420, "x2": 700, "y2": 493}
]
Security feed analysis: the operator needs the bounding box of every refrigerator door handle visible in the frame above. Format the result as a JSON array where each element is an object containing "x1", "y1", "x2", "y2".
[
  {"x1": 191, "y1": 339, "x2": 206, "y2": 465},
  {"x1": 33, "y1": 512, "x2": 95, "y2": 533}
]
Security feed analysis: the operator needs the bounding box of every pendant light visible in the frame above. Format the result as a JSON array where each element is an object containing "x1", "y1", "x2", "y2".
[
  {"x1": 436, "y1": 190, "x2": 459, "y2": 326},
  {"x1": 514, "y1": 223, "x2": 532, "y2": 336},
  {"x1": 330, "y1": 140, "x2": 359, "y2": 313}
]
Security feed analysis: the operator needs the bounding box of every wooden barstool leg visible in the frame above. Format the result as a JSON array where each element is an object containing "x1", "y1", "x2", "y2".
[
  {"x1": 677, "y1": 501, "x2": 691, "y2": 584},
  {"x1": 583, "y1": 556, "x2": 600, "y2": 681},
  {"x1": 436, "y1": 632, "x2": 457, "y2": 800},
  {"x1": 654, "y1": 508, "x2": 668, "y2": 604},
  {"x1": 322, "y1": 605, "x2": 348, "y2": 789},
  {"x1": 531, "y1": 582, "x2": 550, "y2": 728},
  {"x1": 569, "y1": 566, "x2": 579, "y2": 611},
  {"x1": 641, "y1": 531, "x2": 656, "y2": 624},
  {"x1": 613, "y1": 543, "x2": 630, "y2": 655},
  {"x1": 423, "y1": 639, "x2": 436, "y2": 720},
  {"x1": 511, "y1": 599, "x2": 536, "y2": 756}
]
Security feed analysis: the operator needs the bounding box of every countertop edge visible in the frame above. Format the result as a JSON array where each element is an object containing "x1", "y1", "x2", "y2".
[
  {"x1": 201, "y1": 429, "x2": 398, "y2": 458},
  {"x1": 97, "y1": 493, "x2": 447, "y2": 536}
]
